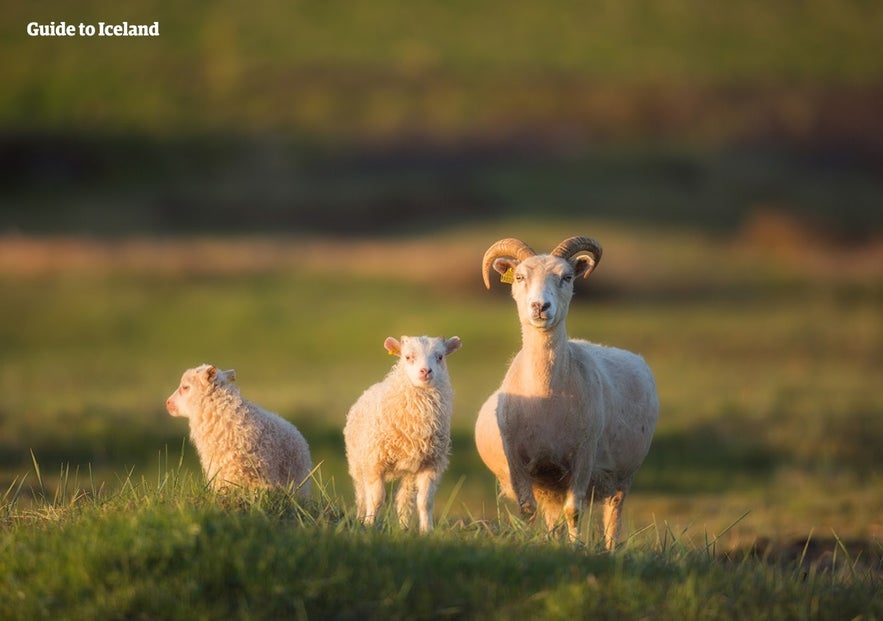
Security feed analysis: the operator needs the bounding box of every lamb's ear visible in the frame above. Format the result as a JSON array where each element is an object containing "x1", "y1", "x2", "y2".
[
  {"x1": 221, "y1": 369, "x2": 237, "y2": 383},
  {"x1": 203, "y1": 365, "x2": 218, "y2": 383},
  {"x1": 573, "y1": 255, "x2": 598, "y2": 279},
  {"x1": 384, "y1": 337, "x2": 402, "y2": 357},
  {"x1": 444, "y1": 336, "x2": 462, "y2": 355}
]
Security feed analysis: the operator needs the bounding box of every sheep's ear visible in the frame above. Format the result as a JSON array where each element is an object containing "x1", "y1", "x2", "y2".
[
  {"x1": 573, "y1": 255, "x2": 598, "y2": 279},
  {"x1": 221, "y1": 369, "x2": 237, "y2": 383},
  {"x1": 384, "y1": 337, "x2": 402, "y2": 357},
  {"x1": 492, "y1": 258, "x2": 518, "y2": 276},
  {"x1": 203, "y1": 365, "x2": 218, "y2": 383},
  {"x1": 444, "y1": 336, "x2": 462, "y2": 355}
]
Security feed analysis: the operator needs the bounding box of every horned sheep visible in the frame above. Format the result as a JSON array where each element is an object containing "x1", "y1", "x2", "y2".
[
  {"x1": 344, "y1": 335, "x2": 462, "y2": 533},
  {"x1": 166, "y1": 363, "x2": 312, "y2": 497},
  {"x1": 474, "y1": 236, "x2": 659, "y2": 549}
]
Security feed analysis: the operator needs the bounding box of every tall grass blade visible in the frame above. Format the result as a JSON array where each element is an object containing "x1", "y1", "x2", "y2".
[
  {"x1": 29, "y1": 449, "x2": 44, "y2": 502},
  {"x1": 438, "y1": 475, "x2": 466, "y2": 526},
  {"x1": 705, "y1": 509, "x2": 750, "y2": 554}
]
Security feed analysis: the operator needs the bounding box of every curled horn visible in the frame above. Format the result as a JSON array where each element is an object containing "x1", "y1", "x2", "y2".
[
  {"x1": 481, "y1": 238, "x2": 537, "y2": 289},
  {"x1": 550, "y1": 236, "x2": 603, "y2": 277}
]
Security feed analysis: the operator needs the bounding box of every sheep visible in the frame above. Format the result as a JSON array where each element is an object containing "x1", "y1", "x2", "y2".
[
  {"x1": 474, "y1": 236, "x2": 659, "y2": 549},
  {"x1": 344, "y1": 335, "x2": 462, "y2": 533},
  {"x1": 166, "y1": 363, "x2": 312, "y2": 497}
]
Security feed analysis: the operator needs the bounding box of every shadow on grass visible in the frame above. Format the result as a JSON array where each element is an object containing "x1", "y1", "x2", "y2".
[
  {"x1": 4, "y1": 133, "x2": 882, "y2": 237},
  {"x1": 636, "y1": 423, "x2": 779, "y2": 494}
]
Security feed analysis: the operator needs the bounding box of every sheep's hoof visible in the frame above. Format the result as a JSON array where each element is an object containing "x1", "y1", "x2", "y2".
[{"x1": 520, "y1": 502, "x2": 537, "y2": 520}]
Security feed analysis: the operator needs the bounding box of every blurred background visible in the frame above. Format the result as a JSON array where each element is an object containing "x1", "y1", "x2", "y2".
[{"x1": 1, "y1": 1, "x2": 881, "y2": 544}]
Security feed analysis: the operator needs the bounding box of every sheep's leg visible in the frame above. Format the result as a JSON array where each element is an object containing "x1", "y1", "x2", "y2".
[
  {"x1": 414, "y1": 470, "x2": 439, "y2": 533},
  {"x1": 363, "y1": 475, "x2": 385, "y2": 526},
  {"x1": 395, "y1": 475, "x2": 416, "y2": 529},
  {"x1": 601, "y1": 490, "x2": 625, "y2": 551},
  {"x1": 501, "y1": 440, "x2": 537, "y2": 519},
  {"x1": 353, "y1": 480, "x2": 366, "y2": 520},
  {"x1": 350, "y1": 468, "x2": 365, "y2": 520},
  {"x1": 561, "y1": 490, "x2": 587, "y2": 542},
  {"x1": 563, "y1": 454, "x2": 596, "y2": 543},
  {"x1": 511, "y1": 473, "x2": 537, "y2": 519},
  {"x1": 535, "y1": 488, "x2": 566, "y2": 535}
]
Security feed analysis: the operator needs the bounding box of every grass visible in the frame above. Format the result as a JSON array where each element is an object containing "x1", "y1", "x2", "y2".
[
  {"x1": 0, "y1": 462, "x2": 883, "y2": 619},
  {"x1": 3, "y1": 1, "x2": 882, "y2": 138},
  {"x1": 0, "y1": 223, "x2": 880, "y2": 617},
  {"x1": 0, "y1": 460, "x2": 880, "y2": 620},
  {"x1": 1, "y1": 224, "x2": 880, "y2": 530},
  {"x1": 4, "y1": 1, "x2": 881, "y2": 613}
]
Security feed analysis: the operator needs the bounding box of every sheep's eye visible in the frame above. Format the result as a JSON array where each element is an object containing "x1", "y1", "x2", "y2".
[
  {"x1": 181, "y1": 385, "x2": 190, "y2": 393},
  {"x1": 514, "y1": 273, "x2": 525, "y2": 282},
  {"x1": 405, "y1": 355, "x2": 414, "y2": 363},
  {"x1": 436, "y1": 354, "x2": 443, "y2": 362},
  {"x1": 562, "y1": 274, "x2": 573, "y2": 284}
]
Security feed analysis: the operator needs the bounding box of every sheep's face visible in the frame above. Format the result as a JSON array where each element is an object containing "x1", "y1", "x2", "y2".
[
  {"x1": 385, "y1": 335, "x2": 462, "y2": 388},
  {"x1": 494, "y1": 255, "x2": 588, "y2": 330},
  {"x1": 165, "y1": 364, "x2": 236, "y2": 418}
]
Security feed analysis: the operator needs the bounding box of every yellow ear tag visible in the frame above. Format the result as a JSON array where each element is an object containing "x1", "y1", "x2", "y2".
[{"x1": 500, "y1": 267, "x2": 515, "y2": 284}]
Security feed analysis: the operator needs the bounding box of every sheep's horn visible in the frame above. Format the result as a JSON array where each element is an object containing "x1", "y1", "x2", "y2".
[
  {"x1": 481, "y1": 238, "x2": 537, "y2": 289},
  {"x1": 550, "y1": 236, "x2": 603, "y2": 277}
]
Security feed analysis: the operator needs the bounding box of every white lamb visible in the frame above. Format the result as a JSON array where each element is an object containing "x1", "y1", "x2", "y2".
[
  {"x1": 344, "y1": 335, "x2": 462, "y2": 533},
  {"x1": 166, "y1": 363, "x2": 312, "y2": 497},
  {"x1": 475, "y1": 236, "x2": 659, "y2": 549}
]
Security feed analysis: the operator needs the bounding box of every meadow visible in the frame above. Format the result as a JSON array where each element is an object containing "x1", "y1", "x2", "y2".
[
  {"x1": 3, "y1": 0, "x2": 882, "y2": 616},
  {"x1": 0, "y1": 220, "x2": 880, "y2": 618}
]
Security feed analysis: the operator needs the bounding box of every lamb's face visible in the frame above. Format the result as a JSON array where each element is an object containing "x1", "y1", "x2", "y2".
[
  {"x1": 498, "y1": 255, "x2": 576, "y2": 330},
  {"x1": 165, "y1": 364, "x2": 236, "y2": 418},
  {"x1": 385, "y1": 335, "x2": 462, "y2": 388}
]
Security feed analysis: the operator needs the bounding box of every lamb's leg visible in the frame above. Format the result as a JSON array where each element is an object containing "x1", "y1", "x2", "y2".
[
  {"x1": 602, "y1": 490, "x2": 625, "y2": 551},
  {"x1": 350, "y1": 463, "x2": 367, "y2": 520},
  {"x1": 395, "y1": 475, "x2": 416, "y2": 529},
  {"x1": 414, "y1": 470, "x2": 439, "y2": 533},
  {"x1": 363, "y1": 475, "x2": 385, "y2": 526},
  {"x1": 353, "y1": 479, "x2": 366, "y2": 520}
]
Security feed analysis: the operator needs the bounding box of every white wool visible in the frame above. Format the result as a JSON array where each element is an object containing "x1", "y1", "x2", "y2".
[
  {"x1": 344, "y1": 335, "x2": 461, "y2": 533},
  {"x1": 166, "y1": 364, "x2": 312, "y2": 497},
  {"x1": 476, "y1": 238, "x2": 659, "y2": 549}
]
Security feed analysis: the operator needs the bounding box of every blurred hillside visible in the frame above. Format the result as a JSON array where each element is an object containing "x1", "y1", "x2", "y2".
[{"x1": 2, "y1": 1, "x2": 882, "y2": 236}]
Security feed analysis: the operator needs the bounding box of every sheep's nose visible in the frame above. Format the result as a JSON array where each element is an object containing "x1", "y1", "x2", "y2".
[
  {"x1": 419, "y1": 368, "x2": 433, "y2": 379},
  {"x1": 531, "y1": 301, "x2": 551, "y2": 313}
]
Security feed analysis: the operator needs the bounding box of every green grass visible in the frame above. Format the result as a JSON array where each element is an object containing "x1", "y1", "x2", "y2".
[
  {"x1": 3, "y1": 1, "x2": 882, "y2": 135},
  {"x1": 1, "y1": 462, "x2": 880, "y2": 620},
  {"x1": 1, "y1": 224, "x2": 881, "y2": 536},
  {"x1": 0, "y1": 225, "x2": 880, "y2": 617}
]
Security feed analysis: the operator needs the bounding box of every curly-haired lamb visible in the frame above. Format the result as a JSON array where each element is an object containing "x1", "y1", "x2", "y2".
[
  {"x1": 344, "y1": 335, "x2": 462, "y2": 533},
  {"x1": 166, "y1": 364, "x2": 312, "y2": 497}
]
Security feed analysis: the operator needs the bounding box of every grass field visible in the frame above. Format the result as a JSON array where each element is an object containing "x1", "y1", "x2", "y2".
[
  {"x1": 5, "y1": 0, "x2": 882, "y2": 138},
  {"x1": 1, "y1": 221, "x2": 880, "y2": 617},
  {"x1": 3, "y1": 1, "x2": 882, "y2": 615}
]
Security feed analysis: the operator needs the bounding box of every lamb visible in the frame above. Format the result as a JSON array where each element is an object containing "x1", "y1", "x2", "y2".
[
  {"x1": 165, "y1": 363, "x2": 312, "y2": 497},
  {"x1": 344, "y1": 335, "x2": 462, "y2": 533},
  {"x1": 474, "y1": 236, "x2": 659, "y2": 549}
]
